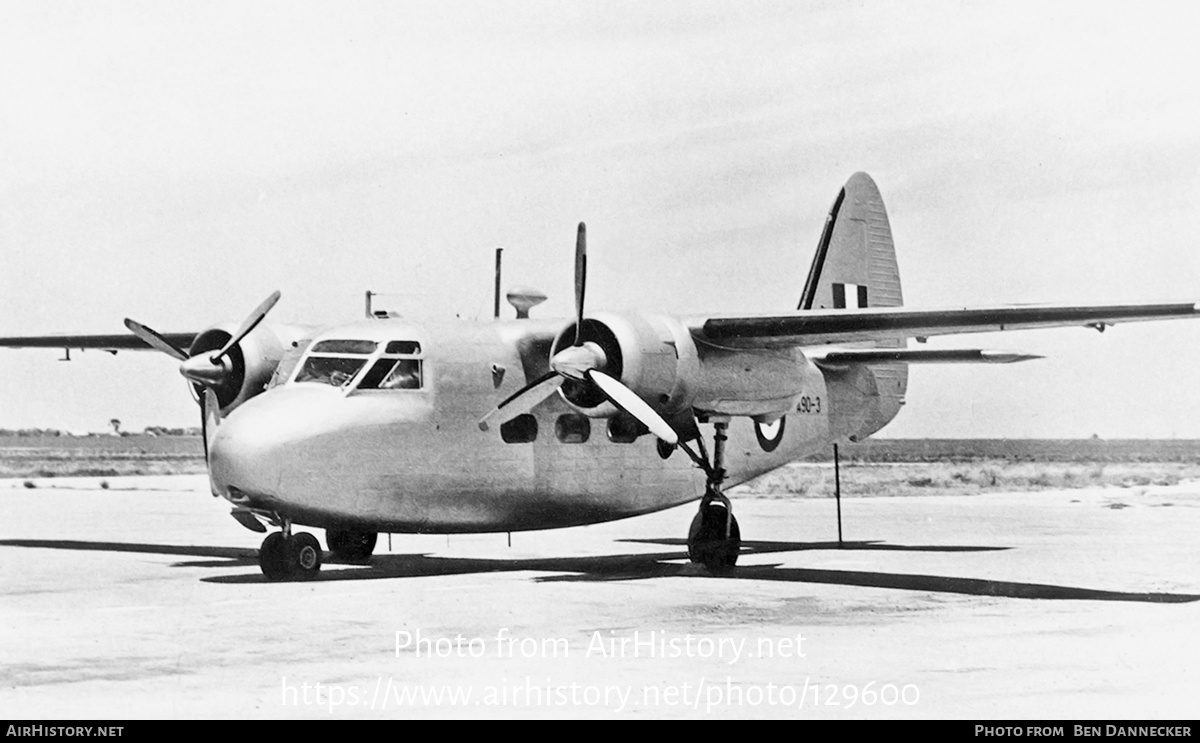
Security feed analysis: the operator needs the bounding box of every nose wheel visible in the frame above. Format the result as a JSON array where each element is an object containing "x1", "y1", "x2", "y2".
[
  {"x1": 260, "y1": 526, "x2": 323, "y2": 581},
  {"x1": 680, "y1": 418, "x2": 741, "y2": 571}
]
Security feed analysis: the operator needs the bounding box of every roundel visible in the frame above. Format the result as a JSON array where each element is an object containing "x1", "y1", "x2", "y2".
[{"x1": 754, "y1": 416, "x2": 786, "y2": 452}]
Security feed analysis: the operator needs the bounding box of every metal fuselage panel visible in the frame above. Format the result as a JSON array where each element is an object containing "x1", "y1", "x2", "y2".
[{"x1": 208, "y1": 318, "x2": 842, "y2": 533}]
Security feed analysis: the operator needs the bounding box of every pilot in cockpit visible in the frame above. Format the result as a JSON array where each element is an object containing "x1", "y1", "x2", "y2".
[{"x1": 380, "y1": 359, "x2": 421, "y2": 389}]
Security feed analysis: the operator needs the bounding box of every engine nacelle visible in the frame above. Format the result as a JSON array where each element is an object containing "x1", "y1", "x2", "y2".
[
  {"x1": 187, "y1": 322, "x2": 312, "y2": 414},
  {"x1": 550, "y1": 312, "x2": 814, "y2": 423},
  {"x1": 551, "y1": 312, "x2": 700, "y2": 418}
]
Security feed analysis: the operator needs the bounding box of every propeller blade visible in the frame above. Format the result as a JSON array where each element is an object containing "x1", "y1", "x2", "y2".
[
  {"x1": 202, "y1": 388, "x2": 221, "y2": 495},
  {"x1": 478, "y1": 371, "x2": 564, "y2": 431},
  {"x1": 587, "y1": 370, "x2": 679, "y2": 445},
  {"x1": 123, "y1": 318, "x2": 189, "y2": 360},
  {"x1": 212, "y1": 290, "x2": 281, "y2": 362},
  {"x1": 574, "y1": 222, "x2": 586, "y2": 346}
]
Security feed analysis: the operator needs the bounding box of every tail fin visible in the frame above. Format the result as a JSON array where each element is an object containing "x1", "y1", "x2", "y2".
[
  {"x1": 799, "y1": 172, "x2": 902, "y2": 311},
  {"x1": 803, "y1": 173, "x2": 907, "y2": 442}
]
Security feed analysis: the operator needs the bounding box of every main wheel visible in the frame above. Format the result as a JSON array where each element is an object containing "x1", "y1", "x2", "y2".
[
  {"x1": 290, "y1": 532, "x2": 323, "y2": 580},
  {"x1": 326, "y1": 529, "x2": 377, "y2": 562},
  {"x1": 687, "y1": 504, "x2": 741, "y2": 571},
  {"x1": 260, "y1": 532, "x2": 292, "y2": 581}
]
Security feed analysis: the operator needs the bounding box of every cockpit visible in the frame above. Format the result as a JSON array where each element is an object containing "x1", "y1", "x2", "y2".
[{"x1": 291, "y1": 339, "x2": 424, "y2": 391}]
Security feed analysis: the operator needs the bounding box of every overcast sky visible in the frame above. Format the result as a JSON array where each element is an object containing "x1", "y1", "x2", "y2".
[{"x1": 2, "y1": 1, "x2": 1199, "y2": 437}]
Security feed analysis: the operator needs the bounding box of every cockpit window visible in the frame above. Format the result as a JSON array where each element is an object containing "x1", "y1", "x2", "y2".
[
  {"x1": 359, "y1": 358, "x2": 422, "y2": 390},
  {"x1": 292, "y1": 337, "x2": 423, "y2": 391},
  {"x1": 356, "y1": 340, "x2": 423, "y2": 390},
  {"x1": 294, "y1": 356, "x2": 368, "y2": 388},
  {"x1": 385, "y1": 341, "x2": 421, "y2": 355},
  {"x1": 311, "y1": 340, "x2": 377, "y2": 354}
]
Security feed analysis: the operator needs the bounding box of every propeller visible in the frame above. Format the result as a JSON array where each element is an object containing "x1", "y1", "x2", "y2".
[
  {"x1": 124, "y1": 290, "x2": 281, "y2": 396},
  {"x1": 202, "y1": 387, "x2": 221, "y2": 495},
  {"x1": 123, "y1": 319, "x2": 188, "y2": 360},
  {"x1": 478, "y1": 225, "x2": 681, "y2": 446}
]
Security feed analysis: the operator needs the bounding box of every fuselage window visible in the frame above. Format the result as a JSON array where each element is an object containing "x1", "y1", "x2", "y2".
[
  {"x1": 606, "y1": 414, "x2": 646, "y2": 444},
  {"x1": 555, "y1": 414, "x2": 591, "y2": 444},
  {"x1": 500, "y1": 414, "x2": 538, "y2": 443}
]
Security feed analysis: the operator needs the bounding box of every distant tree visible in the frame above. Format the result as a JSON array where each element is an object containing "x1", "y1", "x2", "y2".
[{"x1": 110, "y1": 419, "x2": 121, "y2": 436}]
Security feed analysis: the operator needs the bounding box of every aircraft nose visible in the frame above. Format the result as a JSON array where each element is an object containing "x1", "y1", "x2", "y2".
[{"x1": 207, "y1": 404, "x2": 289, "y2": 505}]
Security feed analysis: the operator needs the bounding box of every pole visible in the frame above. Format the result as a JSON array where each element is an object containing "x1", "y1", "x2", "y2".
[
  {"x1": 834, "y1": 443, "x2": 843, "y2": 546},
  {"x1": 494, "y1": 248, "x2": 503, "y2": 319}
]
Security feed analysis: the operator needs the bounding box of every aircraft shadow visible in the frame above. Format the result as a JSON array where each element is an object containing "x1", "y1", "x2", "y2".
[
  {"x1": 543, "y1": 563, "x2": 1200, "y2": 603},
  {"x1": 625, "y1": 538, "x2": 1012, "y2": 554},
  {"x1": 3, "y1": 537, "x2": 1195, "y2": 603},
  {"x1": 0, "y1": 538, "x2": 260, "y2": 568}
]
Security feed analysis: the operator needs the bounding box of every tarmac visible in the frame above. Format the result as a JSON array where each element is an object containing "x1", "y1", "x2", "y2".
[{"x1": 1, "y1": 474, "x2": 1198, "y2": 719}]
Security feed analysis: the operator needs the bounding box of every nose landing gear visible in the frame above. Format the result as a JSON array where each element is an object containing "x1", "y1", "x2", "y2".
[{"x1": 259, "y1": 521, "x2": 323, "y2": 581}]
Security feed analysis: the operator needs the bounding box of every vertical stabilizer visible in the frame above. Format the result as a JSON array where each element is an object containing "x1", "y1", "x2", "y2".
[
  {"x1": 802, "y1": 173, "x2": 907, "y2": 441},
  {"x1": 799, "y1": 172, "x2": 902, "y2": 311}
]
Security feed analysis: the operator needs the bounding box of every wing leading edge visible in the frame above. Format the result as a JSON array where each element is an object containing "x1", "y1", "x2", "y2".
[
  {"x1": 694, "y1": 302, "x2": 1200, "y2": 348},
  {"x1": 0, "y1": 332, "x2": 198, "y2": 352}
]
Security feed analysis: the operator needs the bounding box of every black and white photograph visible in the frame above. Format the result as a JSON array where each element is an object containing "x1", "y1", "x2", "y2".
[{"x1": 2, "y1": 1, "x2": 1198, "y2": 722}]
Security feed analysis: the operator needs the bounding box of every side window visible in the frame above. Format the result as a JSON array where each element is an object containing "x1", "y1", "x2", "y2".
[
  {"x1": 381, "y1": 359, "x2": 422, "y2": 389},
  {"x1": 500, "y1": 414, "x2": 538, "y2": 444},
  {"x1": 555, "y1": 414, "x2": 591, "y2": 444},
  {"x1": 358, "y1": 352, "x2": 423, "y2": 391},
  {"x1": 269, "y1": 342, "x2": 311, "y2": 388}
]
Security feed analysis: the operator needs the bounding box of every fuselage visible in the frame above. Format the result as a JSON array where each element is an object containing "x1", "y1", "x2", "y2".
[{"x1": 207, "y1": 317, "x2": 849, "y2": 533}]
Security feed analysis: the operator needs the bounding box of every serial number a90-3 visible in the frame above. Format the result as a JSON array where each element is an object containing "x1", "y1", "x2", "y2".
[{"x1": 796, "y1": 396, "x2": 822, "y2": 414}]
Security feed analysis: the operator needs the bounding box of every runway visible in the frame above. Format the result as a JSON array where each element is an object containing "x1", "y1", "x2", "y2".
[{"x1": 1, "y1": 475, "x2": 1198, "y2": 719}]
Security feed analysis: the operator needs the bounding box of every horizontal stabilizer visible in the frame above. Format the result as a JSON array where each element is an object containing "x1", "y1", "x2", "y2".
[{"x1": 811, "y1": 348, "x2": 1043, "y2": 368}]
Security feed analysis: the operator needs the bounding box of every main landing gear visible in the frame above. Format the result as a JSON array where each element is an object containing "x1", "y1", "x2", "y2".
[
  {"x1": 678, "y1": 418, "x2": 741, "y2": 571},
  {"x1": 259, "y1": 521, "x2": 323, "y2": 581},
  {"x1": 326, "y1": 529, "x2": 378, "y2": 563}
]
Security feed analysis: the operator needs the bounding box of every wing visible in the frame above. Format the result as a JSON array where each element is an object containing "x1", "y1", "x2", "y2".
[
  {"x1": 0, "y1": 332, "x2": 198, "y2": 352},
  {"x1": 692, "y1": 302, "x2": 1200, "y2": 348}
]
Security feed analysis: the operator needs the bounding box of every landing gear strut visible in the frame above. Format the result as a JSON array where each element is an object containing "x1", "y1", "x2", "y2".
[
  {"x1": 679, "y1": 418, "x2": 741, "y2": 571},
  {"x1": 259, "y1": 520, "x2": 323, "y2": 581}
]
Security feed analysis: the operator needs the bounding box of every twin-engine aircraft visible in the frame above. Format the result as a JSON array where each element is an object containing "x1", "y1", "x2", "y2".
[{"x1": 3, "y1": 172, "x2": 1198, "y2": 580}]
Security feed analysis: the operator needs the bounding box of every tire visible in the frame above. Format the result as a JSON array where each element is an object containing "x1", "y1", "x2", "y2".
[
  {"x1": 260, "y1": 532, "x2": 292, "y2": 581},
  {"x1": 687, "y1": 504, "x2": 741, "y2": 571},
  {"x1": 326, "y1": 529, "x2": 377, "y2": 562},
  {"x1": 291, "y1": 532, "x2": 322, "y2": 580}
]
